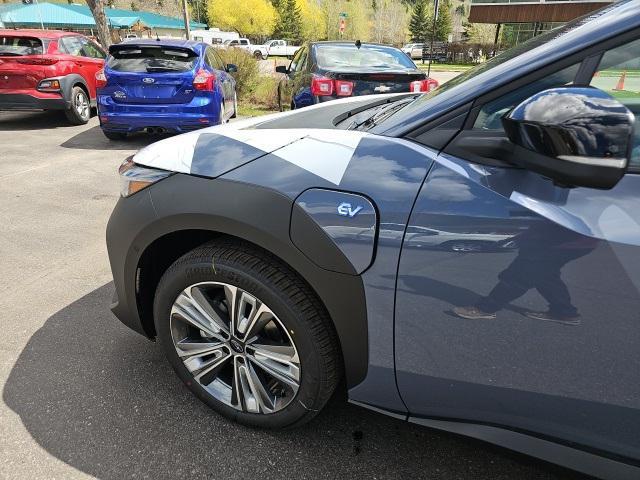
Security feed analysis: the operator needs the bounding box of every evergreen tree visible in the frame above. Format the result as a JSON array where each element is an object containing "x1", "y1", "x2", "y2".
[
  {"x1": 273, "y1": 0, "x2": 303, "y2": 43},
  {"x1": 409, "y1": 0, "x2": 428, "y2": 42},
  {"x1": 424, "y1": 0, "x2": 453, "y2": 41}
]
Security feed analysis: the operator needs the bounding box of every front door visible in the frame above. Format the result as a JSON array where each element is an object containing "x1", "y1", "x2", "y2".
[{"x1": 395, "y1": 36, "x2": 640, "y2": 461}]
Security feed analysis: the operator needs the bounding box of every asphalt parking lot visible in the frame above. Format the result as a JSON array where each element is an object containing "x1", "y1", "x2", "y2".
[{"x1": 0, "y1": 111, "x2": 585, "y2": 480}]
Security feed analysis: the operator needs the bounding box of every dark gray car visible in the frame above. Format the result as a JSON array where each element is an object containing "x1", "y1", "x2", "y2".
[{"x1": 106, "y1": 1, "x2": 640, "y2": 478}]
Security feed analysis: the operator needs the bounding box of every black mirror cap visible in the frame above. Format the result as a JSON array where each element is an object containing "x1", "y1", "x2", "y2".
[
  {"x1": 502, "y1": 86, "x2": 635, "y2": 190},
  {"x1": 275, "y1": 65, "x2": 288, "y2": 74},
  {"x1": 226, "y1": 63, "x2": 238, "y2": 73}
]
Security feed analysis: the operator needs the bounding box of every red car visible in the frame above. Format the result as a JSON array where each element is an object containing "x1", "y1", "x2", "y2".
[{"x1": 0, "y1": 29, "x2": 105, "y2": 124}]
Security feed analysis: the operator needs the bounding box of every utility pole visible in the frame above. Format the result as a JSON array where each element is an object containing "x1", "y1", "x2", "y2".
[{"x1": 182, "y1": 0, "x2": 191, "y2": 40}]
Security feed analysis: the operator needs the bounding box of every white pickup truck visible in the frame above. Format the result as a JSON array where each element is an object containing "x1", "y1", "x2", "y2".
[{"x1": 252, "y1": 40, "x2": 300, "y2": 60}]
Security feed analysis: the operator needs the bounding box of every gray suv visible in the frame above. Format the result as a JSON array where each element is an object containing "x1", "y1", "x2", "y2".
[{"x1": 106, "y1": 1, "x2": 640, "y2": 478}]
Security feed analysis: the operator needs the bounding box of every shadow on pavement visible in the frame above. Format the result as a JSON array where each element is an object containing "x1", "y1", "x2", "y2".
[
  {"x1": 3, "y1": 283, "x2": 577, "y2": 479},
  {"x1": 61, "y1": 125, "x2": 166, "y2": 151},
  {"x1": 0, "y1": 111, "x2": 72, "y2": 131}
]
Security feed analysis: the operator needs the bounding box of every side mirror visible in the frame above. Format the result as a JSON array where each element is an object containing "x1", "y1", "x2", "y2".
[
  {"x1": 226, "y1": 63, "x2": 237, "y2": 73},
  {"x1": 502, "y1": 86, "x2": 635, "y2": 189},
  {"x1": 275, "y1": 65, "x2": 288, "y2": 74}
]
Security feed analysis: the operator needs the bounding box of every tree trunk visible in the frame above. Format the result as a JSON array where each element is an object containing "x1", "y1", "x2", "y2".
[{"x1": 86, "y1": 0, "x2": 112, "y2": 49}]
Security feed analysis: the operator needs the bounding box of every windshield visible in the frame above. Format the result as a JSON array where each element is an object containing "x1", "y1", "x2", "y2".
[
  {"x1": 0, "y1": 36, "x2": 43, "y2": 56},
  {"x1": 107, "y1": 47, "x2": 198, "y2": 72},
  {"x1": 315, "y1": 44, "x2": 417, "y2": 71}
]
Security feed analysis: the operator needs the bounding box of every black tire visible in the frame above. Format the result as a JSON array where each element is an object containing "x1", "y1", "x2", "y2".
[
  {"x1": 64, "y1": 86, "x2": 91, "y2": 125},
  {"x1": 102, "y1": 130, "x2": 127, "y2": 140},
  {"x1": 254, "y1": 50, "x2": 264, "y2": 60},
  {"x1": 153, "y1": 240, "x2": 341, "y2": 428}
]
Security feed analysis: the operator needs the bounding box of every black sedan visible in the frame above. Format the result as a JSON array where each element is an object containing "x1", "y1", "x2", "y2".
[{"x1": 275, "y1": 41, "x2": 438, "y2": 110}]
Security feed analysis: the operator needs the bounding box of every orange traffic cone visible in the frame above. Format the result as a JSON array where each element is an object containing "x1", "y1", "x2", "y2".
[{"x1": 614, "y1": 70, "x2": 627, "y2": 91}]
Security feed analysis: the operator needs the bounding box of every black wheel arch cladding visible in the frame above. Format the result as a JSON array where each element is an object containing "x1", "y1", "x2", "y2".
[{"x1": 108, "y1": 173, "x2": 369, "y2": 388}]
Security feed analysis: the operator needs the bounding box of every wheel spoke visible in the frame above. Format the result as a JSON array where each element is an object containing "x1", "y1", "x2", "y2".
[
  {"x1": 189, "y1": 286, "x2": 230, "y2": 336},
  {"x1": 246, "y1": 362, "x2": 276, "y2": 413},
  {"x1": 172, "y1": 288, "x2": 228, "y2": 339},
  {"x1": 247, "y1": 344, "x2": 300, "y2": 390},
  {"x1": 237, "y1": 297, "x2": 273, "y2": 342},
  {"x1": 222, "y1": 284, "x2": 238, "y2": 334},
  {"x1": 234, "y1": 290, "x2": 256, "y2": 337},
  {"x1": 184, "y1": 345, "x2": 230, "y2": 385},
  {"x1": 175, "y1": 339, "x2": 225, "y2": 358},
  {"x1": 231, "y1": 358, "x2": 256, "y2": 412}
]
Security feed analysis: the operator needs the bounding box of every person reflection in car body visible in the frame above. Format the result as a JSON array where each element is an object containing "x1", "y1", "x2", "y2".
[{"x1": 454, "y1": 222, "x2": 597, "y2": 325}]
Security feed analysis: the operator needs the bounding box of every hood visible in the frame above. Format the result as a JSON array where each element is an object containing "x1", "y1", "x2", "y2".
[{"x1": 133, "y1": 94, "x2": 402, "y2": 183}]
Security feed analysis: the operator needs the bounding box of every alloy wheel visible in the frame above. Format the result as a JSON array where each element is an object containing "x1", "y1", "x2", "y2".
[
  {"x1": 169, "y1": 282, "x2": 300, "y2": 414},
  {"x1": 74, "y1": 91, "x2": 89, "y2": 120}
]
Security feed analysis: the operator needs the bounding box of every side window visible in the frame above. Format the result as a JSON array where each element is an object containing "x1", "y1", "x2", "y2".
[
  {"x1": 80, "y1": 38, "x2": 105, "y2": 59},
  {"x1": 204, "y1": 48, "x2": 214, "y2": 68},
  {"x1": 212, "y1": 51, "x2": 226, "y2": 70},
  {"x1": 205, "y1": 48, "x2": 224, "y2": 70},
  {"x1": 473, "y1": 63, "x2": 580, "y2": 131},
  {"x1": 590, "y1": 39, "x2": 640, "y2": 170},
  {"x1": 59, "y1": 36, "x2": 84, "y2": 56},
  {"x1": 290, "y1": 47, "x2": 306, "y2": 73}
]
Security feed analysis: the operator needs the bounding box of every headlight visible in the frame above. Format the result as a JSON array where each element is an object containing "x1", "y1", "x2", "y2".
[{"x1": 119, "y1": 156, "x2": 173, "y2": 197}]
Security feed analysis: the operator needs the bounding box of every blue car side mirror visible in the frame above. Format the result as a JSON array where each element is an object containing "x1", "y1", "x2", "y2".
[
  {"x1": 226, "y1": 63, "x2": 238, "y2": 73},
  {"x1": 502, "y1": 86, "x2": 635, "y2": 189}
]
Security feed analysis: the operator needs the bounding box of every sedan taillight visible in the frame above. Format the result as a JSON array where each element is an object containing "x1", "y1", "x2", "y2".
[
  {"x1": 335, "y1": 80, "x2": 354, "y2": 96},
  {"x1": 95, "y1": 69, "x2": 107, "y2": 89},
  {"x1": 311, "y1": 76, "x2": 334, "y2": 96},
  {"x1": 410, "y1": 78, "x2": 439, "y2": 93},
  {"x1": 193, "y1": 69, "x2": 216, "y2": 91}
]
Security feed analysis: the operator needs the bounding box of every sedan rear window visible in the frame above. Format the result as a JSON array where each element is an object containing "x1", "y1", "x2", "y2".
[
  {"x1": 0, "y1": 36, "x2": 44, "y2": 56},
  {"x1": 107, "y1": 47, "x2": 197, "y2": 72},
  {"x1": 315, "y1": 45, "x2": 416, "y2": 71}
]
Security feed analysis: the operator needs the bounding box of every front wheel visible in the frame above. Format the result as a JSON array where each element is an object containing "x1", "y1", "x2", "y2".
[
  {"x1": 153, "y1": 241, "x2": 341, "y2": 428},
  {"x1": 254, "y1": 50, "x2": 265, "y2": 60}
]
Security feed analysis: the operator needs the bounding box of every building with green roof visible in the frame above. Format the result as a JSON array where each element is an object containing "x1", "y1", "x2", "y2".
[{"x1": 0, "y1": 2, "x2": 206, "y2": 39}]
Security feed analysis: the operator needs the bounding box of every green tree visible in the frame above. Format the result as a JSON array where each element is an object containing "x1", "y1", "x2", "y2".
[
  {"x1": 208, "y1": 0, "x2": 276, "y2": 37},
  {"x1": 425, "y1": 0, "x2": 452, "y2": 41},
  {"x1": 273, "y1": 0, "x2": 304, "y2": 43},
  {"x1": 409, "y1": 0, "x2": 428, "y2": 42}
]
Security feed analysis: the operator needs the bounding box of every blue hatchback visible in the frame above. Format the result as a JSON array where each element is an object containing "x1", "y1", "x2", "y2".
[{"x1": 96, "y1": 39, "x2": 237, "y2": 140}]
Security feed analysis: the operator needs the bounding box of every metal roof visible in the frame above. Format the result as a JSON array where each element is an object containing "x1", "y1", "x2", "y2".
[{"x1": 0, "y1": 2, "x2": 205, "y2": 30}]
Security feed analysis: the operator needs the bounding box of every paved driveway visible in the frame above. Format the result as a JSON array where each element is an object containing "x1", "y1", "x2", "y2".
[{"x1": 0, "y1": 111, "x2": 582, "y2": 479}]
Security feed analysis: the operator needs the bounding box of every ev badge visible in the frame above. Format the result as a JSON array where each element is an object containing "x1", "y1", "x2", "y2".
[{"x1": 337, "y1": 202, "x2": 363, "y2": 218}]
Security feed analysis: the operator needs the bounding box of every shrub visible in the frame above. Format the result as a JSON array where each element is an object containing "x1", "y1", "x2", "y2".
[
  {"x1": 245, "y1": 76, "x2": 280, "y2": 110},
  {"x1": 215, "y1": 48, "x2": 260, "y2": 99}
]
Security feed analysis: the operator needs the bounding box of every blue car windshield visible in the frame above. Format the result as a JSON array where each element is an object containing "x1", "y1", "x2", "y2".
[
  {"x1": 107, "y1": 46, "x2": 197, "y2": 73},
  {"x1": 315, "y1": 44, "x2": 416, "y2": 71}
]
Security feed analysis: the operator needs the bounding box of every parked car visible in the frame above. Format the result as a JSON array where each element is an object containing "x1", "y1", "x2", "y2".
[
  {"x1": 96, "y1": 39, "x2": 237, "y2": 140},
  {"x1": 275, "y1": 41, "x2": 438, "y2": 111},
  {"x1": 0, "y1": 29, "x2": 105, "y2": 124},
  {"x1": 401, "y1": 42, "x2": 418, "y2": 56},
  {"x1": 106, "y1": 1, "x2": 640, "y2": 478},
  {"x1": 252, "y1": 39, "x2": 300, "y2": 60}
]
